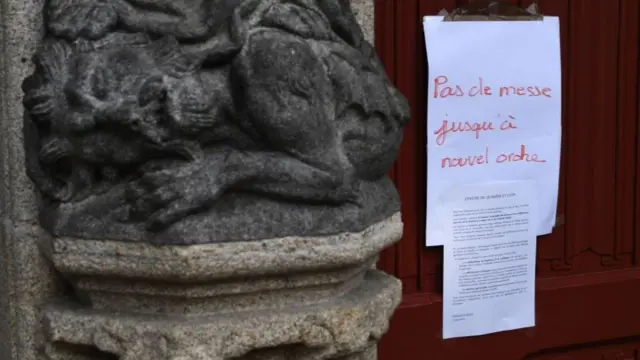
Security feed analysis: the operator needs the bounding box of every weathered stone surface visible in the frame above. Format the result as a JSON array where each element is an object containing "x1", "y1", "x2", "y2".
[
  {"x1": 40, "y1": 213, "x2": 401, "y2": 315},
  {"x1": 0, "y1": 0, "x2": 42, "y2": 223},
  {"x1": 0, "y1": 219, "x2": 63, "y2": 360},
  {"x1": 350, "y1": 0, "x2": 375, "y2": 44},
  {"x1": 0, "y1": 0, "x2": 68, "y2": 359},
  {"x1": 39, "y1": 214, "x2": 402, "y2": 359},
  {"x1": 42, "y1": 178, "x2": 400, "y2": 244},
  {"x1": 42, "y1": 270, "x2": 398, "y2": 360},
  {"x1": 23, "y1": 0, "x2": 409, "y2": 245}
]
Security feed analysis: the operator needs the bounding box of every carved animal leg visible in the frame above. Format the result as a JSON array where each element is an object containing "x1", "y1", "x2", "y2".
[
  {"x1": 231, "y1": 29, "x2": 353, "y2": 189},
  {"x1": 127, "y1": 147, "x2": 358, "y2": 232},
  {"x1": 220, "y1": 149, "x2": 358, "y2": 204}
]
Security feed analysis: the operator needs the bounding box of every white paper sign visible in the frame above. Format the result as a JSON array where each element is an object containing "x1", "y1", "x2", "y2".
[
  {"x1": 442, "y1": 181, "x2": 537, "y2": 339},
  {"x1": 423, "y1": 16, "x2": 561, "y2": 246}
]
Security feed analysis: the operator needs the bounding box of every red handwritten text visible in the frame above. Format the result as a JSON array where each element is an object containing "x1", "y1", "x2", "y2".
[
  {"x1": 439, "y1": 145, "x2": 546, "y2": 168},
  {"x1": 441, "y1": 147, "x2": 490, "y2": 168},
  {"x1": 468, "y1": 77, "x2": 492, "y2": 97},
  {"x1": 499, "y1": 86, "x2": 552, "y2": 98},
  {"x1": 432, "y1": 74, "x2": 553, "y2": 99},
  {"x1": 500, "y1": 115, "x2": 518, "y2": 130},
  {"x1": 433, "y1": 115, "x2": 517, "y2": 146},
  {"x1": 433, "y1": 75, "x2": 464, "y2": 98},
  {"x1": 496, "y1": 144, "x2": 546, "y2": 163}
]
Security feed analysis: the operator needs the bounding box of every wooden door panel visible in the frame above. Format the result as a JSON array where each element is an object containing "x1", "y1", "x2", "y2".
[
  {"x1": 374, "y1": 0, "x2": 398, "y2": 275},
  {"x1": 375, "y1": 0, "x2": 640, "y2": 358},
  {"x1": 526, "y1": 0, "x2": 569, "y2": 274},
  {"x1": 616, "y1": 0, "x2": 640, "y2": 264},
  {"x1": 526, "y1": 340, "x2": 640, "y2": 360},
  {"x1": 379, "y1": 269, "x2": 640, "y2": 359},
  {"x1": 415, "y1": 0, "x2": 454, "y2": 296},
  {"x1": 533, "y1": 0, "x2": 638, "y2": 275},
  {"x1": 563, "y1": 0, "x2": 621, "y2": 273},
  {"x1": 393, "y1": 0, "x2": 428, "y2": 294}
]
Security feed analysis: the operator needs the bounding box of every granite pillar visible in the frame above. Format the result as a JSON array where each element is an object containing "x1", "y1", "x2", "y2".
[
  {"x1": 0, "y1": 1, "x2": 407, "y2": 359},
  {"x1": 0, "y1": 0, "x2": 65, "y2": 359}
]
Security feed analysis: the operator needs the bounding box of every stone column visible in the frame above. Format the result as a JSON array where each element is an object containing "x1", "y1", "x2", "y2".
[
  {"x1": 1, "y1": 0, "x2": 407, "y2": 359},
  {"x1": 0, "y1": 0, "x2": 65, "y2": 359}
]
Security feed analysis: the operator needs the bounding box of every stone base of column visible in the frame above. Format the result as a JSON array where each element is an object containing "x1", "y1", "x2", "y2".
[{"x1": 38, "y1": 214, "x2": 402, "y2": 360}]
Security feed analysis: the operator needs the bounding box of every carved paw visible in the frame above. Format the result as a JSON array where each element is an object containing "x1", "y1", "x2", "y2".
[
  {"x1": 39, "y1": 137, "x2": 73, "y2": 164},
  {"x1": 126, "y1": 159, "x2": 224, "y2": 232}
]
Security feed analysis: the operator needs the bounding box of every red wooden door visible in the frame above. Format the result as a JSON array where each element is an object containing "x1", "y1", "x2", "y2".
[{"x1": 375, "y1": 0, "x2": 640, "y2": 358}]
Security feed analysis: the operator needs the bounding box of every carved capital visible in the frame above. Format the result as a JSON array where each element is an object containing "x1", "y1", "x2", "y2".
[{"x1": 24, "y1": 0, "x2": 409, "y2": 245}]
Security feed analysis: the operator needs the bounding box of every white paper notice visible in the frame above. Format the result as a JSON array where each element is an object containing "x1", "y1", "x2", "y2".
[
  {"x1": 423, "y1": 16, "x2": 561, "y2": 246},
  {"x1": 442, "y1": 181, "x2": 536, "y2": 339}
]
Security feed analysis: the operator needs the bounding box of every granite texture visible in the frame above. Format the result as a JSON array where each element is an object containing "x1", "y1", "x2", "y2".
[
  {"x1": 42, "y1": 270, "x2": 399, "y2": 360},
  {"x1": 350, "y1": 0, "x2": 374, "y2": 44},
  {"x1": 40, "y1": 213, "x2": 401, "y2": 314},
  {"x1": 23, "y1": 0, "x2": 408, "y2": 245},
  {"x1": 0, "y1": 0, "x2": 67, "y2": 360},
  {"x1": 0, "y1": 220, "x2": 63, "y2": 360},
  {"x1": 42, "y1": 178, "x2": 401, "y2": 244},
  {"x1": 38, "y1": 214, "x2": 403, "y2": 359}
]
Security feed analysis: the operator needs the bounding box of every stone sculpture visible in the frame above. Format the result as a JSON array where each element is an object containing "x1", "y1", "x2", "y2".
[
  {"x1": 18, "y1": 1, "x2": 408, "y2": 359},
  {"x1": 23, "y1": 0, "x2": 409, "y2": 244}
]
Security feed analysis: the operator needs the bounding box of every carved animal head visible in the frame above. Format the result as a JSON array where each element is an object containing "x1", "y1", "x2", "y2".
[{"x1": 23, "y1": 33, "x2": 201, "y2": 201}]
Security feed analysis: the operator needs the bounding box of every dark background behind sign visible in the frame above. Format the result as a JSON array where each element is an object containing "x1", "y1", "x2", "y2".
[{"x1": 375, "y1": 0, "x2": 640, "y2": 358}]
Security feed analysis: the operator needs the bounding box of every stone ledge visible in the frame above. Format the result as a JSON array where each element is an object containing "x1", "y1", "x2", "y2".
[
  {"x1": 41, "y1": 213, "x2": 402, "y2": 280},
  {"x1": 42, "y1": 270, "x2": 400, "y2": 360},
  {"x1": 38, "y1": 214, "x2": 402, "y2": 315}
]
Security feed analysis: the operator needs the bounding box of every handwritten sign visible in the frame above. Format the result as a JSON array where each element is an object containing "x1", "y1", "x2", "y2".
[{"x1": 423, "y1": 16, "x2": 561, "y2": 246}]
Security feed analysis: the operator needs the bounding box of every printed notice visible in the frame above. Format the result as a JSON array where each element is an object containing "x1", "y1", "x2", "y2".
[
  {"x1": 423, "y1": 16, "x2": 561, "y2": 246},
  {"x1": 442, "y1": 181, "x2": 537, "y2": 339}
]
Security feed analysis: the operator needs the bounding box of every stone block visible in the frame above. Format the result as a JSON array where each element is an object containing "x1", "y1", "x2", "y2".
[
  {"x1": 43, "y1": 270, "x2": 398, "y2": 360},
  {"x1": 0, "y1": 218, "x2": 63, "y2": 360},
  {"x1": 41, "y1": 213, "x2": 400, "y2": 314},
  {"x1": 39, "y1": 214, "x2": 403, "y2": 359}
]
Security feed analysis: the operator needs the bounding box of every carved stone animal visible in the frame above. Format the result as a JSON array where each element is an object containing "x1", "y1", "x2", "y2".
[{"x1": 23, "y1": 0, "x2": 410, "y2": 243}]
